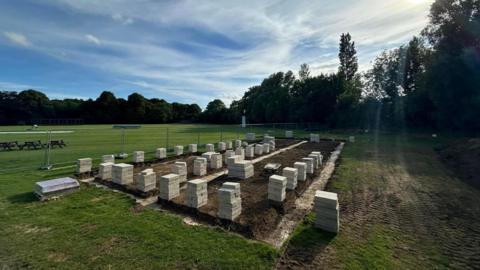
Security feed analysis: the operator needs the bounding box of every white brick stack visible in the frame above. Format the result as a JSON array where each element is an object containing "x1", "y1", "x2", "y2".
[
  {"x1": 245, "y1": 133, "x2": 256, "y2": 141},
  {"x1": 235, "y1": 140, "x2": 242, "y2": 149},
  {"x1": 174, "y1": 145, "x2": 184, "y2": 156},
  {"x1": 263, "y1": 143, "x2": 270, "y2": 154},
  {"x1": 283, "y1": 167, "x2": 298, "y2": 190},
  {"x1": 158, "y1": 173, "x2": 180, "y2": 200},
  {"x1": 112, "y1": 163, "x2": 134, "y2": 185},
  {"x1": 226, "y1": 155, "x2": 243, "y2": 167},
  {"x1": 193, "y1": 157, "x2": 207, "y2": 176},
  {"x1": 263, "y1": 135, "x2": 275, "y2": 150},
  {"x1": 218, "y1": 182, "x2": 242, "y2": 221},
  {"x1": 76, "y1": 158, "x2": 92, "y2": 174},
  {"x1": 235, "y1": 147, "x2": 245, "y2": 159},
  {"x1": 155, "y1": 148, "x2": 167, "y2": 159},
  {"x1": 245, "y1": 145, "x2": 254, "y2": 158},
  {"x1": 310, "y1": 134, "x2": 320, "y2": 143},
  {"x1": 308, "y1": 153, "x2": 320, "y2": 169},
  {"x1": 171, "y1": 161, "x2": 187, "y2": 183},
  {"x1": 99, "y1": 162, "x2": 113, "y2": 180},
  {"x1": 133, "y1": 151, "x2": 144, "y2": 163},
  {"x1": 311, "y1": 151, "x2": 323, "y2": 167},
  {"x1": 302, "y1": 157, "x2": 315, "y2": 174},
  {"x1": 188, "y1": 144, "x2": 198, "y2": 153},
  {"x1": 285, "y1": 130, "x2": 293, "y2": 138},
  {"x1": 102, "y1": 154, "x2": 115, "y2": 163},
  {"x1": 210, "y1": 153, "x2": 223, "y2": 169},
  {"x1": 218, "y1": 142, "x2": 226, "y2": 151},
  {"x1": 186, "y1": 179, "x2": 208, "y2": 208},
  {"x1": 294, "y1": 162, "x2": 307, "y2": 181},
  {"x1": 226, "y1": 141, "x2": 233, "y2": 149},
  {"x1": 136, "y1": 169, "x2": 156, "y2": 192},
  {"x1": 228, "y1": 159, "x2": 254, "y2": 179},
  {"x1": 314, "y1": 190, "x2": 339, "y2": 233},
  {"x1": 349, "y1": 136, "x2": 355, "y2": 143},
  {"x1": 254, "y1": 144, "x2": 263, "y2": 155},
  {"x1": 268, "y1": 175, "x2": 287, "y2": 202},
  {"x1": 205, "y1": 143, "x2": 214, "y2": 152},
  {"x1": 224, "y1": 150, "x2": 235, "y2": 163}
]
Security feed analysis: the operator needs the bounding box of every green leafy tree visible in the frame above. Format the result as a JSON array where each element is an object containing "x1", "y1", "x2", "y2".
[{"x1": 338, "y1": 33, "x2": 358, "y2": 81}]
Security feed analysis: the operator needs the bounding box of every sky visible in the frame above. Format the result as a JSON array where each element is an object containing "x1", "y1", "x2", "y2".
[{"x1": 0, "y1": 0, "x2": 433, "y2": 108}]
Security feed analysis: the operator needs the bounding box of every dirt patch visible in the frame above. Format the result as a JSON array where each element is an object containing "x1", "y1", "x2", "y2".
[
  {"x1": 437, "y1": 138, "x2": 480, "y2": 189},
  {"x1": 158, "y1": 141, "x2": 339, "y2": 240}
]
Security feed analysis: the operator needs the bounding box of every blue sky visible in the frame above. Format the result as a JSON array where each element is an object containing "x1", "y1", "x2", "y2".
[{"x1": 0, "y1": 0, "x2": 433, "y2": 107}]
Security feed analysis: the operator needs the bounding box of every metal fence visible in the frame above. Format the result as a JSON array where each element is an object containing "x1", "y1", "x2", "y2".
[{"x1": 0, "y1": 123, "x2": 339, "y2": 174}]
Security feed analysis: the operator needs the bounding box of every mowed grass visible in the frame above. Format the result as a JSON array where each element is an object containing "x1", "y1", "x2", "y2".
[{"x1": 0, "y1": 124, "x2": 346, "y2": 269}]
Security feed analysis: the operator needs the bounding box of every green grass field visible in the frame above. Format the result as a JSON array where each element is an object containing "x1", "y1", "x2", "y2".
[{"x1": 2, "y1": 124, "x2": 475, "y2": 269}]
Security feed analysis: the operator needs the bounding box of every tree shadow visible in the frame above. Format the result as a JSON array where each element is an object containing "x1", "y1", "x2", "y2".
[{"x1": 7, "y1": 192, "x2": 37, "y2": 204}]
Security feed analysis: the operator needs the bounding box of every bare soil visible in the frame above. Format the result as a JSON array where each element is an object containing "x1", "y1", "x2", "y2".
[{"x1": 159, "y1": 141, "x2": 339, "y2": 240}]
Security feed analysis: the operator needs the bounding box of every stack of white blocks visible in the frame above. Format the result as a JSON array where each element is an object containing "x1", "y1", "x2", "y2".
[
  {"x1": 268, "y1": 175, "x2": 287, "y2": 202},
  {"x1": 224, "y1": 150, "x2": 235, "y2": 163},
  {"x1": 102, "y1": 154, "x2": 115, "y2": 163},
  {"x1": 310, "y1": 134, "x2": 320, "y2": 143},
  {"x1": 311, "y1": 151, "x2": 323, "y2": 167},
  {"x1": 218, "y1": 142, "x2": 226, "y2": 151},
  {"x1": 285, "y1": 130, "x2": 293, "y2": 138},
  {"x1": 254, "y1": 144, "x2": 264, "y2": 155},
  {"x1": 302, "y1": 157, "x2": 315, "y2": 174},
  {"x1": 283, "y1": 167, "x2": 298, "y2": 190},
  {"x1": 308, "y1": 153, "x2": 320, "y2": 169},
  {"x1": 294, "y1": 162, "x2": 307, "y2": 181},
  {"x1": 245, "y1": 145, "x2": 254, "y2": 158},
  {"x1": 175, "y1": 145, "x2": 184, "y2": 156},
  {"x1": 226, "y1": 141, "x2": 233, "y2": 149},
  {"x1": 112, "y1": 163, "x2": 134, "y2": 185},
  {"x1": 210, "y1": 153, "x2": 223, "y2": 169},
  {"x1": 263, "y1": 143, "x2": 270, "y2": 154},
  {"x1": 188, "y1": 144, "x2": 198, "y2": 153},
  {"x1": 99, "y1": 162, "x2": 114, "y2": 180},
  {"x1": 136, "y1": 168, "x2": 156, "y2": 192},
  {"x1": 156, "y1": 148, "x2": 167, "y2": 159},
  {"x1": 228, "y1": 158, "x2": 254, "y2": 179},
  {"x1": 186, "y1": 179, "x2": 208, "y2": 208},
  {"x1": 314, "y1": 190, "x2": 340, "y2": 233},
  {"x1": 235, "y1": 140, "x2": 242, "y2": 149},
  {"x1": 133, "y1": 151, "x2": 144, "y2": 163},
  {"x1": 245, "y1": 133, "x2": 256, "y2": 141},
  {"x1": 218, "y1": 182, "x2": 242, "y2": 221},
  {"x1": 235, "y1": 147, "x2": 245, "y2": 159},
  {"x1": 263, "y1": 135, "x2": 275, "y2": 150},
  {"x1": 193, "y1": 157, "x2": 207, "y2": 176},
  {"x1": 226, "y1": 155, "x2": 243, "y2": 167},
  {"x1": 171, "y1": 161, "x2": 187, "y2": 183},
  {"x1": 206, "y1": 143, "x2": 215, "y2": 152},
  {"x1": 76, "y1": 158, "x2": 92, "y2": 174},
  {"x1": 158, "y1": 173, "x2": 180, "y2": 200}
]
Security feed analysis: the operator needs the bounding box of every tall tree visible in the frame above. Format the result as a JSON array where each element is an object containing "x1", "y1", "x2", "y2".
[
  {"x1": 338, "y1": 33, "x2": 358, "y2": 81},
  {"x1": 298, "y1": 63, "x2": 311, "y2": 81}
]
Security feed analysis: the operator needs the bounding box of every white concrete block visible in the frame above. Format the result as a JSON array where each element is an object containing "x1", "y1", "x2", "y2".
[
  {"x1": 188, "y1": 144, "x2": 198, "y2": 153},
  {"x1": 218, "y1": 142, "x2": 226, "y2": 151},
  {"x1": 210, "y1": 153, "x2": 223, "y2": 169},
  {"x1": 302, "y1": 158, "x2": 314, "y2": 174},
  {"x1": 133, "y1": 151, "x2": 144, "y2": 163},
  {"x1": 283, "y1": 167, "x2": 298, "y2": 190},
  {"x1": 174, "y1": 145, "x2": 184, "y2": 156},
  {"x1": 76, "y1": 158, "x2": 92, "y2": 174},
  {"x1": 285, "y1": 130, "x2": 293, "y2": 138},
  {"x1": 245, "y1": 145, "x2": 254, "y2": 158},
  {"x1": 102, "y1": 155, "x2": 115, "y2": 164},
  {"x1": 99, "y1": 162, "x2": 114, "y2": 180},
  {"x1": 294, "y1": 162, "x2": 307, "y2": 181},
  {"x1": 136, "y1": 169, "x2": 156, "y2": 192},
  {"x1": 155, "y1": 148, "x2": 167, "y2": 159},
  {"x1": 205, "y1": 143, "x2": 214, "y2": 152},
  {"x1": 158, "y1": 173, "x2": 180, "y2": 200},
  {"x1": 112, "y1": 163, "x2": 134, "y2": 185}
]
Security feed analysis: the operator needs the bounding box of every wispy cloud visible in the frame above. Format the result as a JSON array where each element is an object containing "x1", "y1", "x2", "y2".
[
  {"x1": 3, "y1": 31, "x2": 31, "y2": 47},
  {"x1": 85, "y1": 34, "x2": 101, "y2": 45}
]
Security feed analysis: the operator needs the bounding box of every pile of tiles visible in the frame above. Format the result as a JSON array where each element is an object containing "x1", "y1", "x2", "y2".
[
  {"x1": 224, "y1": 150, "x2": 235, "y2": 163},
  {"x1": 301, "y1": 157, "x2": 315, "y2": 174},
  {"x1": 218, "y1": 182, "x2": 242, "y2": 221},
  {"x1": 226, "y1": 141, "x2": 233, "y2": 149},
  {"x1": 311, "y1": 151, "x2": 323, "y2": 167},
  {"x1": 174, "y1": 145, "x2": 184, "y2": 156},
  {"x1": 227, "y1": 156, "x2": 253, "y2": 179},
  {"x1": 186, "y1": 179, "x2": 208, "y2": 208},
  {"x1": 235, "y1": 140, "x2": 242, "y2": 149},
  {"x1": 283, "y1": 167, "x2": 298, "y2": 190},
  {"x1": 294, "y1": 162, "x2": 307, "y2": 181},
  {"x1": 218, "y1": 142, "x2": 226, "y2": 151},
  {"x1": 310, "y1": 134, "x2": 320, "y2": 143},
  {"x1": 102, "y1": 154, "x2": 115, "y2": 163},
  {"x1": 314, "y1": 190, "x2": 340, "y2": 233},
  {"x1": 210, "y1": 153, "x2": 223, "y2": 169},
  {"x1": 193, "y1": 157, "x2": 207, "y2": 176},
  {"x1": 34, "y1": 177, "x2": 80, "y2": 201},
  {"x1": 205, "y1": 143, "x2": 215, "y2": 152},
  {"x1": 99, "y1": 162, "x2": 114, "y2": 180},
  {"x1": 112, "y1": 163, "x2": 134, "y2": 185},
  {"x1": 245, "y1": 133, "x2": 256, "y2": 141},
  {"x1": 155, "y1": 148, "x2": 167, "y2": 159},
  {"x1": 263, "y1": 135, "x2": 275, "y2": 150},
  {"x1": 133, "y1": 151, "x2": 144, "y2": 163},
  {"x1": 268, "y1": 174, "x2": 287, "y2": 202},
  {"x1": 235, "y1": 147, "x2": 245, "y2": 159},
  {"x1": 171, "y1": 161, "x2": 187, "y2": 183},
  {"x1": 158, "y1": 173, "x2": 180, "y2": 200},
  {"x1": 136, "y1": 168, "x2": 156, "y2": 192},
  {"x1": 245, "y1": 145, "x2": 254, "y2": 158},
  {"x1": 254, "y1": 144, "x2": 263, "y2": 155},
  {"x1": 188, "y1": 144, "x2": 198, "y2": 153},
  {"x1": 263, "y1": 143, "x2": 270, "y2": 154},
  {"x1": 285, "y1": 130, "x2": 293, "y2": 138},
  {"x1": 76, "y1": 158, "x2": 92, "y2": 174}
]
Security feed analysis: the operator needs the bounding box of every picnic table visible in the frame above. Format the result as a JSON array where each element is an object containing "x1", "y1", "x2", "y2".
[
  {"x1": 0, "y1": 141, "x2": 19, "y2": 151},
  {"x1": 19, "y1": 140, "x2": 44, "y2": 150}
]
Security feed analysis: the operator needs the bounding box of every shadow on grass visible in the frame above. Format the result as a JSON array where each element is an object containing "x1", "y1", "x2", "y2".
[{"x1": 7, "y1": 192, "x2": 37, "y2": 204}]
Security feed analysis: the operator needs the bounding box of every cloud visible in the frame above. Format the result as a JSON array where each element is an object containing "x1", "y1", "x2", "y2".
[
  {"x1": 3, "y1": 32, "x2": 31, "y2": 47},
  {"x1": 85, "y1": 34, "x2": 101, "y2": 45},
  {"x1": 112, "y1": 14, "x2": 134, "y2": 25}
]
